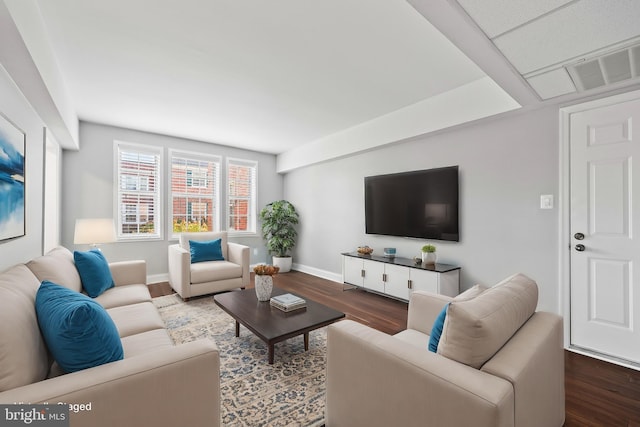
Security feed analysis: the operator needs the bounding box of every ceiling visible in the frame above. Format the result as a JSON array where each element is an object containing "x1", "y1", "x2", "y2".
[
  {"x1": 454, "y1": 0, "x2": 640, "y2": 99},
  {"x1": 6, "y1": 0, "x2": 640, "y2": 163}
]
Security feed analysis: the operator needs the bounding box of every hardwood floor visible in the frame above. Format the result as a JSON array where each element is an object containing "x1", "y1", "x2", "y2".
[
  {"x1": 150, "y1": 271, "x2": 640, "y2": 427},
  {"x1": 564, "y1": 352, "x2": 640, "y2": 427}
]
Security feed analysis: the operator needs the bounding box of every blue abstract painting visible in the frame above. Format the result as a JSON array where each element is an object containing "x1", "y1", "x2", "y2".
[{"x1": 0, "y1": 114, "x2": 25, "y2": 241}]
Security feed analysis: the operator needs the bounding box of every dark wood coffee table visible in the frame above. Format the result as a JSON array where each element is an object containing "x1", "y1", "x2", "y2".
[{"x1": 213, "y1": 287, "x2": 345, "y2": 364}]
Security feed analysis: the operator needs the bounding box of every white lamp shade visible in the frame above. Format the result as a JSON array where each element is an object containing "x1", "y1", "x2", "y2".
[{"x1": 74, "y1": 218, "x2": 117, "y2": 245}]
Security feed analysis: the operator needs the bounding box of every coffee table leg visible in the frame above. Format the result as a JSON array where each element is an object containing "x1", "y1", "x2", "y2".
[
  {"x1": 304, "y1": 332, "x2": 309, "y2": 351},
  {"x1": 235, "y1": 321, "x2": 240, "y2": 337},
  {"x1": 268, "y1": 343, "x2": 275, "y2": 364}
]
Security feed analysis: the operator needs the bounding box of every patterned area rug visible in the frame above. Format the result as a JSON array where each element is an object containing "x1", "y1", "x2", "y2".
[{"x1": 153, "y1": 294, "x2": 327, "y2": 427}]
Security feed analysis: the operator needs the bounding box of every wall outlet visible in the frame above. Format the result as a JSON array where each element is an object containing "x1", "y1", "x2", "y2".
[{"x1": 540, "y1": 194, "x2": 554, "y2": 209}]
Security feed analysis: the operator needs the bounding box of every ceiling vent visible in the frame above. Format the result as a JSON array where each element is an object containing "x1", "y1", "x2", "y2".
[{"x1": 566, "y1": 44, "x2": 640, "y2": 92}]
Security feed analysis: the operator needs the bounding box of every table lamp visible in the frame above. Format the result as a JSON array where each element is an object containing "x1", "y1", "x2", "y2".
[{"x1": 74, "y1": 218, "x2": 117, "y2": 250}]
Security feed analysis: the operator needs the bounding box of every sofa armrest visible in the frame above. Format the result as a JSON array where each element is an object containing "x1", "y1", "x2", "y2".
[
  {"x1": 481, "y1": 312, "x2": 565, "y2": 427},
  {"x1": 168, "y1": 244, "x2": 191, "y2": 297},
  {"x1": 326, "y1": 320, "x2": 513, "y2": 427},
  {"x1": 0, "y1": 340, "x2": 220, "y2": 427},
  {"x1": 407, "y1": 291, "x2": 453, "y2": 335},
  {"x1": 109, "y1": 260, "x2": 147, "y2": 286},
  {"x1": 227, "y1": 242, "x2": 250, "y2": 288}
]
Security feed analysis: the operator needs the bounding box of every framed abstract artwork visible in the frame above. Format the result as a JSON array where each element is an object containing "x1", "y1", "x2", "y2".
[{"x1": 0, "y1": 113, "x2": 25, "y2": 241}]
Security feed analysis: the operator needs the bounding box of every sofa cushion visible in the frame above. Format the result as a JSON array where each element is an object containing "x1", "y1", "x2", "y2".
[
  {"x1": 180, "y1": 231, "x2": 228, "y2": 260},
  {"x1": 121, "y1": 329, "x2": 174, "y2": 358},
  {"x1": 107, "y1": 302, "x2": 166, "y2": 338},
  {"x1": 393, "y1": 328, "x2": 430, "y2": 349},
  {"x1": 437, "y1": 273, "x2": 538, "y2": 369},
  {"x1": 189, "y1": 239, "x2": 224, "y2": 263},
  {"x1": 35, "y1": 281, "x2": 124, "y2": 373},
  {"x1": 427, "y1": 284, "x2": 487, "y2": 353},
  {"x1": 93, "y1": 284, "x2": 152, "y2": 309},
  {"x1": 190, "y1": 260, "x2": 242, "y2": 284},
  {"x1": 0, "y1": 265, "x2": 50, "y2": 392},
  {"x1": 26, "y1": 246, "x2": 82, "y2": 292},
  {"x1": 453, "y1": 284, "x2": 488, "y2": 302},
  {"x1": 74, "y1": 249, "x2": 115, "y2": 297}
]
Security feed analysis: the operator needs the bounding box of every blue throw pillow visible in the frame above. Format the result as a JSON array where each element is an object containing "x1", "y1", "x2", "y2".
[
  {"x1": 35, "y1": 281, "x2": 124, "y2": 373},
  {"x1": 189, "y1": 239, "x2": 224, "y2": 263},
  {"x1": 74, "y1": 249, "x2": 114, "y2": 298},
  {"x1": 428, "y1": 303, "x2": 449, "y2": 353}
]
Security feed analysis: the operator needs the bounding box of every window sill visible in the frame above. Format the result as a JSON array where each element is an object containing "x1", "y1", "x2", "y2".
[
  {"x1": 117, "y1": 236, "x2": 164, "y2": 243},
  {"x1": 227, "y1": 231, "x2": 259, "y2": 238}
]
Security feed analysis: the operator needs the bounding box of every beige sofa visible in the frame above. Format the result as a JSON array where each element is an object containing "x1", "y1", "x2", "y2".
[
  {"x1": 0, "y1": 247, "x2": 220, "y2": 427},
  {"x1": 168, "y1": 231, "x2": 250, "y2": 300},
  {"x1": 325, "y1": 273, "x2": 565, "y2": 427}
]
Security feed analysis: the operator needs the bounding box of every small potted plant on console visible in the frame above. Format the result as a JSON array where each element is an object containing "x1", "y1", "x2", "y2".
[{"x1": 421, "y1": 244, "x2": 437, "y2": 266}]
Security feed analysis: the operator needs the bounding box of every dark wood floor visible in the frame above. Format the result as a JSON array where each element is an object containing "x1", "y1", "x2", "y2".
[{"x1": 150, "y1": 271, "x2": 640, "y2": 427}]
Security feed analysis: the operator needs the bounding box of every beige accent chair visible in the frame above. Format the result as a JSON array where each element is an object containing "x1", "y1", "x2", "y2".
[
  {"x1": 325, "y1": 273, "x2": 565, "y2": 427},
  {"x1": 168, "y1": 231, "x2": 250, "y2": 299}
]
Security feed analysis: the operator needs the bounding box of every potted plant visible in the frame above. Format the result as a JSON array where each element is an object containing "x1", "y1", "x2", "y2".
[
  {"x1": 421, "y1": 244, "x2": 437, "y2": 265},
  {"x1": 259, "y1": 200, "x2": 299, "y2": 272},
  {"x1": 253, "y1": 264, "x2": 279, "y2": 301}
]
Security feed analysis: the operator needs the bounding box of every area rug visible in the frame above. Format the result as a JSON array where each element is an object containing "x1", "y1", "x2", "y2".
[{"x1": 153, "y1": 294, "x2": 327, "y2": 427}]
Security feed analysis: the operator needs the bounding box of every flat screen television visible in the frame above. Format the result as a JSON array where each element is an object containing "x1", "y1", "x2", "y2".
[{"x1": 364, "y1": 166, "x2": 459, "y2": 241}]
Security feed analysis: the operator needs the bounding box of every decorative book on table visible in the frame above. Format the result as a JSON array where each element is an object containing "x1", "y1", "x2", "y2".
[{"x1": 270, "y1": 293, "x2": 306, "y2": 312}]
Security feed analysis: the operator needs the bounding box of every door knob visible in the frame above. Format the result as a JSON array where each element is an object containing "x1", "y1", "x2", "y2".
[
  {"x1": 574, "y1": 232, "x2": 585, "y2": 240},
  {"x1": 575, "y1": 244, "x2": 585, "y2": 252}
]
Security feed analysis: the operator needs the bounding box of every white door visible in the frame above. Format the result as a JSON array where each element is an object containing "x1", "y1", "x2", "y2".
[{"x1": 570, "y1": 96, "x2": 640, "y2": 364}]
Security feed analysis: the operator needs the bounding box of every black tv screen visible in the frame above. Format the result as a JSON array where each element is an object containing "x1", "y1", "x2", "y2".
[{"x1": 365, "y1": 166, "x2": 459, "y2": 241}]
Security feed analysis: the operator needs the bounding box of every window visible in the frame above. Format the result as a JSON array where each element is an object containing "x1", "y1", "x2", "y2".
[
  {"x1": 115, "y1": 141, "x2": 162, "y2": 240},
  {"x1": 187, "y1": 169, "x2": 208, "y2": 188},
  {"x1": 227, "y1": 158, "x2": 257, "y2": 234},
  {"x1": 170, "y1": 150, "x2": 220, "y2": 237}
]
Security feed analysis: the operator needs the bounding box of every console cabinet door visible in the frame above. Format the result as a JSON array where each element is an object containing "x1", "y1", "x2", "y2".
[
  {"x1": 409, "y1": 269, "x2": 439, "y2": 295},
  {"x1": 362, "y1": 259, "x2": 385, "y2": 293},
  {"x1": 410, "y1": 269, "x2": 460, "y2": 297},
  {"x1": 384, "y1": 264, "x2": 411, "y2": 300},
  {"x1": 343, "y1": 256, "x2": 364, "y2": 286}
]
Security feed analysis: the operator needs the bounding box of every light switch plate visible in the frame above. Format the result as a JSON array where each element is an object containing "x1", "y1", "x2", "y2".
[{"x1": 540, "y1": 194, "x2": 554, "y2": 209}]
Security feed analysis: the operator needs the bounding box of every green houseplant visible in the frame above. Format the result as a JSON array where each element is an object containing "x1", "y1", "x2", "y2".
[
  {"x1": 259, "y1": 200, "x2": 299, "y2": 272},
  {"x1": 421, "y1": 244, "x2": 437, "y2": 265}
]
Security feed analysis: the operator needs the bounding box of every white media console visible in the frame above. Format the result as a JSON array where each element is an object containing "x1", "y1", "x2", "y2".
[{"x1": 342, "y1": 252, "x2": 460, "y2": 301}]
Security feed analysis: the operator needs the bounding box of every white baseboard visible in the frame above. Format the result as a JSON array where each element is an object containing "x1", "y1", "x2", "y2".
[
  {"x1": 150, "y1": 265, "x2": 341, "y2": 285},
  {"x1": 147, "y1": 273, "x2": 169, "y2": 284},
  {"x1": 292, "y1": 263, "x2": 342, "y2": 284},
  {"x1": 567, "y1": 346, "x2": 640, "y2": 372}
]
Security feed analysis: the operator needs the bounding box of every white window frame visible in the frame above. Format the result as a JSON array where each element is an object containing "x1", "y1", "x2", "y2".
[
  {"x1": 226, "y1": 158, "x2": 258, "y2": 236},
  {"x1": 114, "y1": 141, "x2": 163, "y2": 241},
  {"x1": 169, "y1": 149, "x2": 221, "y2": 239}
]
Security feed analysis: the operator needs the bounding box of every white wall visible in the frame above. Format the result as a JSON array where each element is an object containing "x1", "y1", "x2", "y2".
[
  {"x1": 284, "y1": 106, "x2": 561, "y2": 313},
  {"x1": 0, "y1": 63, "x2": 47, "y2": 271},
  {"x1": 61, "y1": 122, "x2": 283, "y2": 278}
]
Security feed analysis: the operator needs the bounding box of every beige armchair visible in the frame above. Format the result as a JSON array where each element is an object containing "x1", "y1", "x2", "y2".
[
  {"x1": 168, "y1": 231, "x2": 250, "y2": 299},
  {"x1": 325, "y1": 274, "x2": 565, "y2": 427}
]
